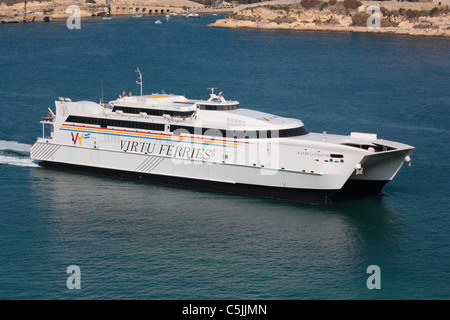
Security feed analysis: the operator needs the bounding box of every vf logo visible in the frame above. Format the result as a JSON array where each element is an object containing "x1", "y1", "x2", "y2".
[
  {"x1": 366, "y1": 265, "x2": 381, "y2": 290},
  {"x1": 66, "y1": 265, "x2": 81, "y2": 290},
  {"x1": 71, "y1": 132, "x2": 90, "y2": 145}
]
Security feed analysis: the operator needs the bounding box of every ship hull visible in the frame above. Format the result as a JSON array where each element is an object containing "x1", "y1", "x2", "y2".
[
  {"x1": 39, "y1": 160, "x2": 339, "y2": 205},
  {"x1": 30, "y1": 136, "x2": 410, "y2": 205},
  {"x1": 335, "y1": 179, "x2": 389, "y2": 199},
  {"x1": 30, "y1": 139, "x2": 354, "y2": 205}
]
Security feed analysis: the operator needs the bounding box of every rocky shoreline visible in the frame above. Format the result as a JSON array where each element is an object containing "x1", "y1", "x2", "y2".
[{"x1": 207, "y1": 1, "x2": 450, "y2": 38}]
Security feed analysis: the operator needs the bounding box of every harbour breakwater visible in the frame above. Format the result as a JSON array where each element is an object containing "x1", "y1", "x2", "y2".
[{"x1": 207, "y1": 0, "x2": 450, "y2": 37}]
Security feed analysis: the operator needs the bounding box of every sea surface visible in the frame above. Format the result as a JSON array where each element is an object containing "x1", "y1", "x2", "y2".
[{"x1": 0, "y1": 14, "x2": 449, "y2": 300}]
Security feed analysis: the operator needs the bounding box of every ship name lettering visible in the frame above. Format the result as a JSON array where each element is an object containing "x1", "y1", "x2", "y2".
[
  {"x1": 298, "y1": 151, "x2": 329, "y2": 157},
  {"x1": 120, "y1": 139, "x2": 211, "y2": 161}
]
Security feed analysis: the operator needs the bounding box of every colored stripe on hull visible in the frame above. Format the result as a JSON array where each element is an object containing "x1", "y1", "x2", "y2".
[{"x1": 60, "y1": 124, "x2": 249, "y2": 147}]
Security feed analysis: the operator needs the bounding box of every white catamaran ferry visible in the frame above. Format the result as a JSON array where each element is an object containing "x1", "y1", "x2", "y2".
[{"x1": 30, "y1": 70, "x2": 414, "y2": 204}]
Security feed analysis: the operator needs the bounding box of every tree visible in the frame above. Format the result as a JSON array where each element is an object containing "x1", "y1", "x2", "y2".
[{"x1": 343, "y1": 0, "x2": 362, "y2": 10}]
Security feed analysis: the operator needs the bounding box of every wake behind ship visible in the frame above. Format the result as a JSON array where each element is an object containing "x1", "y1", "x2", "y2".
[{"x1": 30, "y1": 79, "x2": 414, "y2": 205}]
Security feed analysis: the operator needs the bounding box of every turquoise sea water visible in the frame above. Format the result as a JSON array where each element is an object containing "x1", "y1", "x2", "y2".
[{"x1": 0, "y1": 15, "x2": 449, "y2": 300}]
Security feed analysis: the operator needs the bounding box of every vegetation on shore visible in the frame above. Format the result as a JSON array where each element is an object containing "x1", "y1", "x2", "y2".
[{"x1": 227, "y1": 1, "x2": 449, "y2": 20}]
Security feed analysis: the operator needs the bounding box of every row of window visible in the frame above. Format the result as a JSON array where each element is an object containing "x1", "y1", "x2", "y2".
[
  {"x1": 65, "y1": 116, "x2": 309, "y2": 139},
  {"x1": 66, "y1": 116, "x2": 165, "y2": 131},
  {"x1": 112, "y1": 106, "x2": 196, "y2": 118},
  {"x1": 197, "y1": 104, "x2": 238, "y2": 111},
  {"x1": 112, "y1": 104, "x2": 238, "y2": 114}
]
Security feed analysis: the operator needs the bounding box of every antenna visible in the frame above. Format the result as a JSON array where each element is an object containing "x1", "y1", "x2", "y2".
[{"x1": 135, "y1": 67, "x2": 143, "y2": 96}]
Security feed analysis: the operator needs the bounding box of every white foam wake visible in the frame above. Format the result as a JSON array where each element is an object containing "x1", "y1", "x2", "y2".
[
  {"x1": 0, "y1": 155, "x2": 39, "y2": 167},
  {"x1": 0, "y1": 140, "x2": 32, "y2": 153},
  {"x1": 0, "y1": 140, "x2": 38, "y2": 167}
]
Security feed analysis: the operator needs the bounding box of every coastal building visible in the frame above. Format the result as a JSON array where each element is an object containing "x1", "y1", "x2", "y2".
[
  {"x1": 109, "y1": 0, "x2": 205, "y2": 15},
  {"x1": 110, "y1": 4, "x2": 178, "y2": 15},
  {"x1": 0, "y1": 0, "x2": 202, "y2": 19}
]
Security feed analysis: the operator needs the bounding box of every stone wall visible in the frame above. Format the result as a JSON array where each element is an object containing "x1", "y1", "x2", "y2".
[{"x1": 110, "y1": 4, "x2": 183, "y2": 15}]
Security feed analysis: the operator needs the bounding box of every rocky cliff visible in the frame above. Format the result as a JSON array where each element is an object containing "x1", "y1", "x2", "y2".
[{"x1": 207, "y1": 1, "x2": 450, "y2": 37}]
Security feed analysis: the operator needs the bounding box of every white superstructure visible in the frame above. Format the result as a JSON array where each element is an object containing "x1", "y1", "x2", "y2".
[{"x1": 31, "y1": 86, "x2": 414, "y2": 204}]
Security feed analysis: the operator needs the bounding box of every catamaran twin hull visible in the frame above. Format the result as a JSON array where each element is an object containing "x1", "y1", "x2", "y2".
[{"x1": 31, "y1": 93, "x2": 414, "y2": 205}]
